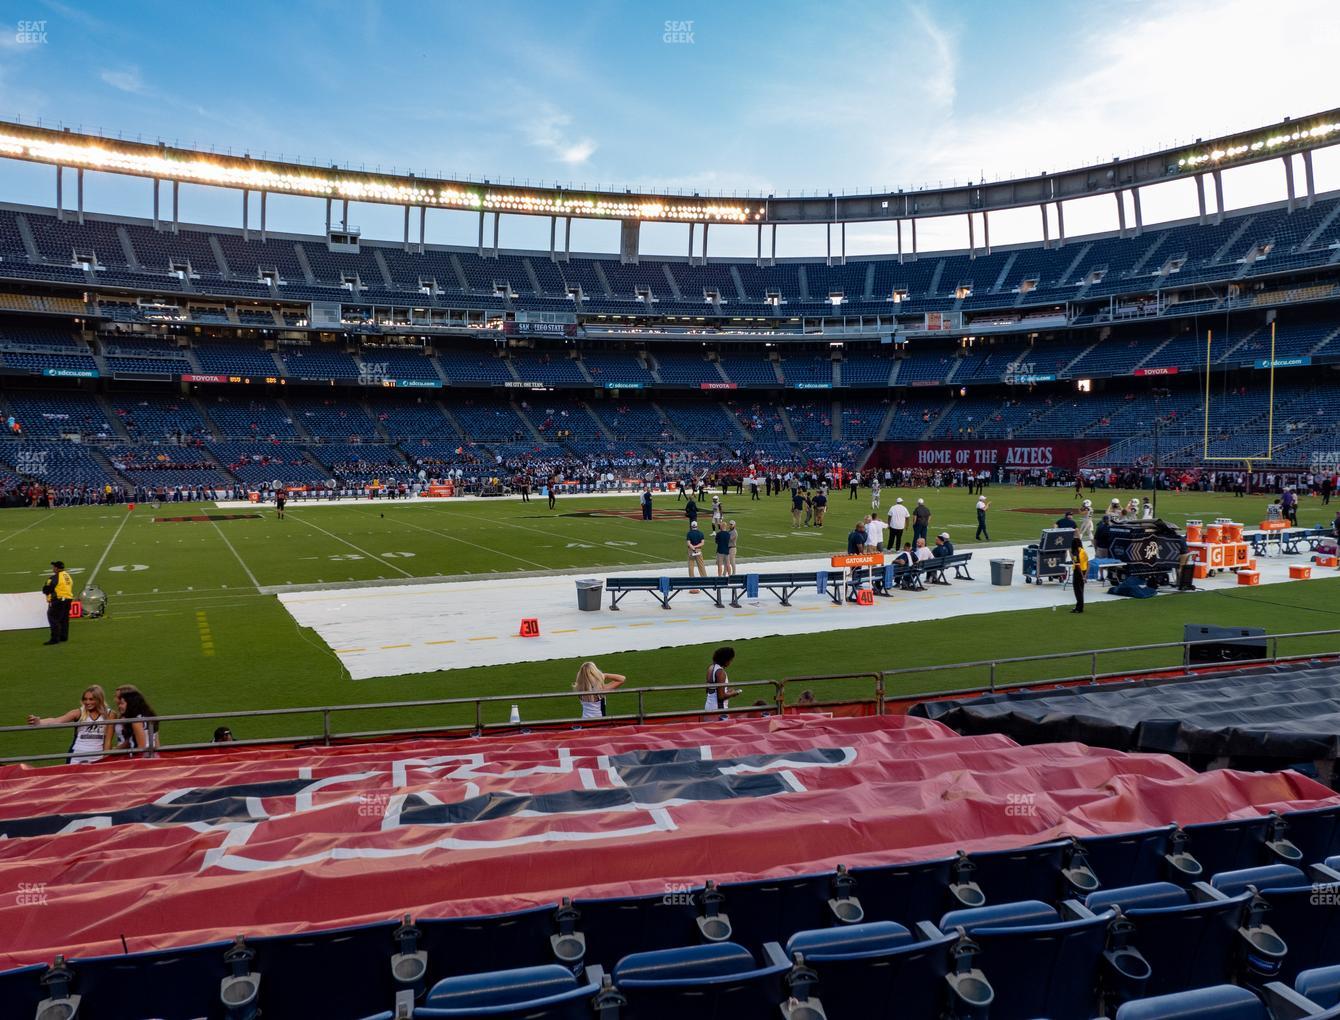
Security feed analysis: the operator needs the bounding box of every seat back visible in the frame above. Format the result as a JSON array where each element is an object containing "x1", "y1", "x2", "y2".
[
  {"x1": 1113, "y1": 984, "x2": 1267, "y2": 1020},
  {"x1": 1279, "y1": 806, "x2": 1340, "y2": 866},
  {"x1": 418, "y1": 905, "x2": 562, "y2": 988},
  {"x1": 961, "y1": 912, "x2": 1111, "y2": 1020},
  {"x1": 1210, "y1": 864, "x2": 1307, "y2": 898},
  {"x1": 571, "y1": 890, "x2": 706, "y2": 963},
  {"x1": 1262, "y1": 887, "x2": 1340, "y2": 983},
  {"x1": 424, "y1": 964, "x2": 579, "y2": 1009},
  {"x1": 790, "y1": 930, "x2": 960, "y2": 1020},
  {"x1": 715, "y1": 873, "x2": 849, "y2": 951},
  {"x1": 1122, "y1": 892, "x2": 1251, "y2": 997},
  {"x1": 249, "y1": 920, "x2": 399, "y2": 1018},
  {"x1": 785, "y1": 921, "x2": 913, "y2": 960},
  {"x1": 940, "y1": 899, "x2": 1058, "y2": 932},
  {"x1": 0, "y1": 964, "x2": 52, "y2": 1020},
  {"x1": 1085, "y1": 882, "x2": 1191, "y2": 914},
  {"x1": 67, "y1": 941, "x2": 233, "y2": 1020},
  {"x1": 611, "y1": 942, "x2": 788, "y2": 1020},
  {"x1": 967, "y1": 842, "x2": 1073, "y2": 903},
  {"x1": 849, "y1": 857, "x2": 955, "y2": 929},
  {"x1": 1183, "y1": 817, "x2": 1271, "y2": 878},
  {"x1": 1080, "y1": 827, "x2": 1190, "y2": 888},
  {"x1": 1297, "y1": 964, "x2": 1340, "y2": 1010}
]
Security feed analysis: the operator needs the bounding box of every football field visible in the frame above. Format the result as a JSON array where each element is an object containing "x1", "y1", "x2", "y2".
[{"x1": 2, "y1": 486, "x2": 1338, "y2": 762}]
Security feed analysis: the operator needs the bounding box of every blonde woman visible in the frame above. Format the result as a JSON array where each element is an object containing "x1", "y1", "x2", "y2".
[
  {"x1": 572, "y1": 661, "x2": 626, "y2": 720},
  {"x1": 27, "y1": 684, "x2": 115, "y2": 764}
]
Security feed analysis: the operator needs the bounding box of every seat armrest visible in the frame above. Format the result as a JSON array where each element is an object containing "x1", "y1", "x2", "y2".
[
  {"x1": 1311, "y1": 863, "x2": 1340, "y2": 883},
  {"x1": 916, "y1": 920, "x2": 947, "y2": 942},
  {"x1": 760, "y1": 942, "x2": 790, "y2": 969},
  {"x1": 1060, "y1": 898, "x2": 1099, "y2": 920},
  {"x1": 1261, "y1": 980, "x2": 1329, "y2": 1019},
  {"x1": 1190, "y1": 880, "x2": 1229, "y2": 902}
]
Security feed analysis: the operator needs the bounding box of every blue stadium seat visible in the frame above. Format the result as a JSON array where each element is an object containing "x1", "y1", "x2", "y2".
[
  {"x1": 1184, "y1": 815, "x2": 1299, "y2": 878},
  {"x1": 64, "y1": 940, "x2": 235, "y2": 1020},
  {"x1": 848, "y1": 855, "x2": 959, "y2": 928},
  {"x1": 0, "y1": 962, "x2": 53, "y2": 1019},
  {"x1": 1084, "y1": 882, "x2": 1261, "y2": 998},
  {"x1": 714, "y1": 868, "x2": 863, "y2": 950},
  {"x1": 1114, "y1": 984, "x2": 1268, "y2": 1020},
  {"x1": 416, "y1": 905, "x2": 570, "y2": 988},
  {"x1": 933, "y1": 899, "x2": 1112, "y2": 1020},
  {"x1": 1259, "y1": 884, "x2": 1340, "y2": 983},
  {"x1": 413, "y1": 963, "x2": 605, "y2": 1018},
  {"x1": 249, "y1": 920, "x2": 400, "y2": 1018},
  {"x1": 1078, "y1": 826, "x2": 1205, "y2": 888},
  {"x1": 965, "y1": 838, "x2": 1100, "y2": 903},
  {"x1": 1297, "y1": 964, "x2": 1340, "y2": 1010},
  {"x1": 608, "y1": 941, "x2": 790, "y2": 1019},
  {"x1": 569, "y1": 888, "x2": 715, "y2": 964},
  {"x1": 782, "y1": 922, "x2": 983, "y2": 1019},
  {"x1": 1210, "y1": 863, "x2": 1308, "y2": 897},
  {"x1": 1280, "y1": 806, "x2": 1340, "y2": 866}
]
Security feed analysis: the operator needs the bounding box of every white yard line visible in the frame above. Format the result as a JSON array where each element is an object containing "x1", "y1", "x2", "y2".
[
  {"x1": 81, "y1": 510, "x2": 133, "y2": 593},
  {"x1": 0, "y1": 512, "x2": 56, "y2": 547},
  {"x1": 209, "y1": 520, "x2": 263, "y2": 590},
  {"x1": 424, "y1": 505, "x2": 668, "y2": 565},
  {"x1": 355, "y1": 507, "x2": 551, "y2": 571},
  {"x1": 287, "y1": 511, "x2": 415, "y2": 577}
]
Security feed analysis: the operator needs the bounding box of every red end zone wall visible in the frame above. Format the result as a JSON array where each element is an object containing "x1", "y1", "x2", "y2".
[{"x1": 867, "y1": 439, "x2": 1110, "y2": 472}]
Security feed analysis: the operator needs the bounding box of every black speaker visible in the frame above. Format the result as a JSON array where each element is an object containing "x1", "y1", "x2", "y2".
[{"x1": 1184, "y1": 624, "x2": 1267, "y2": 664}]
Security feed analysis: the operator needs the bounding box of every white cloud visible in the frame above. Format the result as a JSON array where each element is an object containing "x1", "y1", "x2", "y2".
[
  {"x1": 523, "y1": 105, "x2": 597, "y2": 166},
  {"x1": 99, "y1": 66, "x2": 146, "y2": 95}
]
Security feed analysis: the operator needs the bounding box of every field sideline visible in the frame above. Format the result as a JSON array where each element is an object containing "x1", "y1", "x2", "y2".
[{"x1": 2, "y1": 486, "x2": 1337, "y2": 762}]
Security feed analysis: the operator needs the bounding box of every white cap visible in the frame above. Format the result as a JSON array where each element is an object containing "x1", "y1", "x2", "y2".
[
  {"x1": 939, "y1": 532, "x2": 950, "y2": 539},
  {"x1": 917, "y1": 498, "x2": 925, "y2": 504},
  {"x1": 1082, "y1": 499, "x2": 1092, "y2": 508},
  {"x1": 895, "y1": 497, "x2": 904, "y2": 503}
]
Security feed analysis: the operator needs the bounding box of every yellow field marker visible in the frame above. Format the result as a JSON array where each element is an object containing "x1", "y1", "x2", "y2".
[
  {"x1": 335, "y1": 647, "x2": 367, "y2": 653},
  {"x1": 425, "y1": 639, "x2": 457, "y2": 645},
  {"x1": 380, "y1": 643, "x2": 411, "y2": 650},
  {"x1": 468, "y1": 636, "x2": 498, "y2": 642}
]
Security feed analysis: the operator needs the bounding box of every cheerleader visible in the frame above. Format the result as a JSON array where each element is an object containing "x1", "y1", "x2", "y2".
[
  {"x1": 27, "y1": 685, "x2": 114, "y2": 764},
  {"x1": 572, "y1": 662, "x2": 626, "y2": 721}
]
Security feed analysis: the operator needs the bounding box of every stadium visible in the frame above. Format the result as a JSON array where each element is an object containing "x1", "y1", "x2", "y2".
[{"x1": 3, "y1": 4, "x2": 1340, "y2": 1017}]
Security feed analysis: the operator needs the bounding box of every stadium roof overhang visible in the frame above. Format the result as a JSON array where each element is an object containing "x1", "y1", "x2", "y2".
[{"x1": 2, "y1": 110, "x2": 1339, "y2": 228}]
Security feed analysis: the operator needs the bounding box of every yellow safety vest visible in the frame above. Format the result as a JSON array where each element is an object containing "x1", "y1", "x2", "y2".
[{"x1": 49, "y1": 570, "x2": 73, "y2": 601}]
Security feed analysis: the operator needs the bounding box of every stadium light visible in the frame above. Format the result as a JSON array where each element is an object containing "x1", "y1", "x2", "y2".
[
  {"x1": 1176, "y1": 121, "x2": 1340, "y2": 170},
  {"x1": 0, "y1": 127, "x2": 753, "y2": 223}
]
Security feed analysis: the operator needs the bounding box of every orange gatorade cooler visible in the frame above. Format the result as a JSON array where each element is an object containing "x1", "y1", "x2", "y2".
[
  {"x1": 1205, "y1": 524, "x2": 1224, "y2": 544},
  {"x1": 1230, "y1": 543, "x2": 1249, "y2": 567},
  {"x1": 1185, "y1": 520, "x2": 1203, "y2": 543},
  {"x1": 1315, "y1": 554, "x2": 1338, "y2": 568},
  {"x1": 1237, "y1": 570, "x2": 1260, "y2": 586},
  {"x1": 1223, "y1": 522, "x2": 1243, "y2": 542},
  {"x1": 1290, "y1": 565, "x2": 1313, "y2": 580},
  {"x1": 1193, "y1": 563, "x2": 1210, "y2": 580},
  {"x1": 1186, "y1": 543, "x2": 1208, "y2": 564},
  {"x1": 1207, "y1": 545, "x2": 1227, "y2": 569}
]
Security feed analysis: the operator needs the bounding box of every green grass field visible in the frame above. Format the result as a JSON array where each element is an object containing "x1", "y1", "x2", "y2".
[{"x1": 2, "y1": 486, "x2": 1338, "y2": 762}]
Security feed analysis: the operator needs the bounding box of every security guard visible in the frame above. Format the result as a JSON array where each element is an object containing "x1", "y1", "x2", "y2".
[{"x1": 42, "y1": 559, "x2": 73, "y2": 645}]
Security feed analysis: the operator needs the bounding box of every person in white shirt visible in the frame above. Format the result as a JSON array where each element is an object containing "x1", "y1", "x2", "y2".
[
  {"x1": 887, "y1": 497, "x2": 909, "y2": 550},
  {"x1": 864, "y1": 514, "x2": 887, "y2": 552},
  {"x1": 870, "y1": 478, "x2": 881, "y2": 512},
  {"x1": 572, "y1": 661, "x2": 626, "y2": 720},
  {"x1": 914, "y1": 537, "x2": 934, "y2": 562}
]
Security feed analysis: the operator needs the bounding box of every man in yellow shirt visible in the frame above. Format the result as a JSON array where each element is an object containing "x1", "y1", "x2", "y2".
[{"x1": 42, "y1": 559, "x2": 74, "y2": 645}]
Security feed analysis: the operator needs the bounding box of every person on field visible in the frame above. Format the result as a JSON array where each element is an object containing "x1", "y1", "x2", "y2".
[
  {"x1": 1071, "y1": 536, "x2": 1089, "y2": 614},
  {"x1": 42, "y1": 559, "x2": 73, "y2": 646},
  {"x1": 704, "y1": 646, "x2": 741, "y2": 715}
]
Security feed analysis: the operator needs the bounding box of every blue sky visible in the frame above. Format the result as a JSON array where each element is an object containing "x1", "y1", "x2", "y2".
[{"x1": 1, "y1": 0, "x2": 1338, "y2": 256}]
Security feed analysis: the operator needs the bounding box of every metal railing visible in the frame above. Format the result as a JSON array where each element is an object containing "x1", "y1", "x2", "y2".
[{"x1": 3, "y1": 631, "x2": 1337, "y2": 765}]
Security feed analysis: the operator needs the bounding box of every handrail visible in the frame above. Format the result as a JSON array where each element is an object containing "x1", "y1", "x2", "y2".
[{"x1": 3, "y1": 630, "x2": 1337, "y2": 765}]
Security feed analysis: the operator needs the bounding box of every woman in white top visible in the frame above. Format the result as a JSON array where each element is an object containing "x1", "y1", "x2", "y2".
[
  {"x1": 572, "y1": 661, "x2": 626, "y2": 720},
  {"x1": 27, "y1": 684, "x2": 114, "y2": 764}
]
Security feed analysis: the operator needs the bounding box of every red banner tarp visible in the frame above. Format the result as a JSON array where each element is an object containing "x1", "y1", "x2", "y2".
[
  {"x1": 0, "y1": 714, "x2": 1333, "y2": 967},
  {"x1": 868, "y1": 439, "x2": 1110, "y2": 472}
]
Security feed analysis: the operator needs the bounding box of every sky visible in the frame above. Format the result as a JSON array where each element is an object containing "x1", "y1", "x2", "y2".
[{"x1": 0, "y1": 0, "x2": 1338, "y2": 258}]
